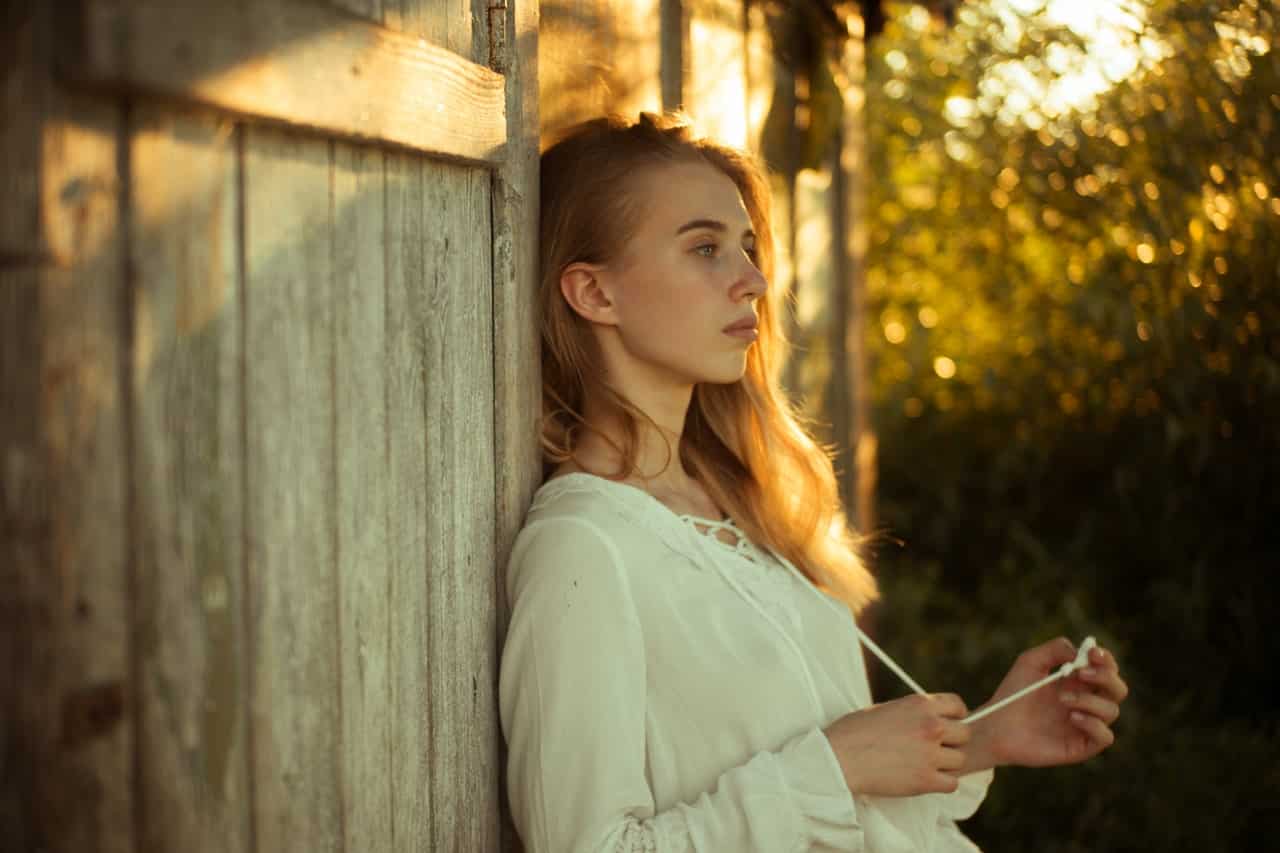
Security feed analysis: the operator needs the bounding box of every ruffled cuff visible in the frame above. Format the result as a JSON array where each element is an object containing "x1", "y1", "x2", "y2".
[
  {"x1": 941, "y1": 767, "x2": 995, "y2": 821},
  {"x1": 775, "y1": 726, "x2": 864, "y2": 852}
]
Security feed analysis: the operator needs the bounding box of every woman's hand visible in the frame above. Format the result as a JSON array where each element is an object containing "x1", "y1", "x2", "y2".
[
  {"x1": 823, "y1": 693, "x2": 972, "y2": 796},
  {"x1": 963, "y1": 637, "x2": 1129, "y2": 773}
]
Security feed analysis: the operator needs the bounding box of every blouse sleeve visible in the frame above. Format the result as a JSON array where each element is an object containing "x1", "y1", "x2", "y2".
[{"x1": 499, "y1": 516, "x2": 865, "y2": 853}]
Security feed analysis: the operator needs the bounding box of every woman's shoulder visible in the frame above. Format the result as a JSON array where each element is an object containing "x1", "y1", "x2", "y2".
[
  {"x1": 528, "y1": 471, "x2": 617, "y2": 519},
  {"x1": 512, "y1": 473, "x2": 635, "y2": 559}
]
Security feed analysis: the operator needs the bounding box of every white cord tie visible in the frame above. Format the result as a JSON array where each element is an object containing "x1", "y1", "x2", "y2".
[{"x1": 853, "y1": 627, "x2": 1097, "y2": 725}]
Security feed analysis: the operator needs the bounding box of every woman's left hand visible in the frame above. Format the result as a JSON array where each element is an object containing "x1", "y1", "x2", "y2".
[{"x1": 963, "y1": 637, "x2": 1129, "y2": 773}]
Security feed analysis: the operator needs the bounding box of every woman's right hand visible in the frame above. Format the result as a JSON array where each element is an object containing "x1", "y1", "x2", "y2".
[{"x1": 822, "y1": 693, "x2": 971, "y2": 797}]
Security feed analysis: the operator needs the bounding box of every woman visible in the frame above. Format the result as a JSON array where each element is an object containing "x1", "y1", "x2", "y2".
[{"x1": 498, "y1": 112, "x2": 1128, "y2": 852}]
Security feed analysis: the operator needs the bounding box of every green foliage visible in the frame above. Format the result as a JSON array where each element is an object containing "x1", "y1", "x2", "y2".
[{"x1": 863, "y1": 1, "x2": 1280, "y2": 847}]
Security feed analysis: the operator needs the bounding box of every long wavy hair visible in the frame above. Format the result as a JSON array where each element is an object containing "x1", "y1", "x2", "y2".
[{"x1": 538, "y1": 111, "x2": 878, "y2": 613}]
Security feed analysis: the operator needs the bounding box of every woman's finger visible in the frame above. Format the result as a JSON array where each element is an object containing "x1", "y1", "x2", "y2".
[
  {"x1": 937, "y1": 746, "x2": 966, "y2": 772},
  {"x1": 1068, "y1": 710, "x2": 1115, "y2": 751},
  {"x1": 1059, "y1": 689, "x2": 1120, "y2": 724},
  {"x1": 941, "y1": 719, "x2": 971, "y2": 747},
  {"x1": 1078, "y1": 664, "x2": 1129, "y2": 703}
]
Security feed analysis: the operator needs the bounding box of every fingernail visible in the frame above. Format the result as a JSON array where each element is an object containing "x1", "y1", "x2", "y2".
[
  {"x1": 1070, "y1": 711, "x2": 1085, "y2": 722},
  {"x1": 1060, "y1": 691, "x2": 1076, "y2": 703},
  {"x1": 1083, "y1": 667, "x2": 1099, "y2": 677}
]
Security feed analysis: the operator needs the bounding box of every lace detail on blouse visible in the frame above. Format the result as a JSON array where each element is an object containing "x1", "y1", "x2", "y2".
[
  {"x1": 534, "y1": 474, "x2": 806, "y2": 637},
  {"x1": 677, "y1": 515, "x2": 805, "y2": 635},
  {"x1": 612, "y1": 811, "x2": 694, "y2": 853}
]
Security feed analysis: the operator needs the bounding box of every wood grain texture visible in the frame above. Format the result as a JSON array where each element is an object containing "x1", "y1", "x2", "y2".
[
  {"x1": 6, "y1": 94, "x2": 133, "y2": 852},
  {"x1": 384, "y1": 150, "x2": 434, "y2": 853},
  {"x1": 1, "y1": 14, "x2": 50, "y2": 847},
  {"x1": 491, "y1": 0, "x2": 541, "y2": 599},
  {"x1": 490, "y1": 3, "x2": 540, "y2": 850},
  {"x1": 385, "y1": 152, "x2": 499, "y2": 852},
  {"x1": 128, "y1": 106, "x2": 250, "y2": 853},
  {"x1": 1, "y1": 1, "x2": 44, "y2": 261},
  {"x1": 67, "y1": 0, "x2": 507, "y2": 165},
  {"x1": 243, "y1": 125, "x2": 342, "y2": 852},
  {"x1": 332, "y1": 140, "x2": 393, "y2": 851},
  {"x1": 381, "y1": 0, "x2": 478, "y2": 63},
  {"x1": 423, "y1": 160, "x2": 497, "y2": 853}
]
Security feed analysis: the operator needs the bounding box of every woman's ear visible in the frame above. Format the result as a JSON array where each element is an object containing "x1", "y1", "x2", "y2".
[{"x1": 560, "y1": 262, "x2": 619, "y2": 326}]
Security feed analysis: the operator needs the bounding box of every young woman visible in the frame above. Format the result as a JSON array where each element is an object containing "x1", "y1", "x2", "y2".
[{"x1": 498, "y1": 112, "x2": 1128, "y2": 852}]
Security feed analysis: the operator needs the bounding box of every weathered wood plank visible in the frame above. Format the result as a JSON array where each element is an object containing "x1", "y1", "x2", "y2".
[
  {"x1": 2, "y1": 98, "x2": 133, "y2": 852},
  {"x1": 385, "y1": 153, "x2": 500, "y2": 852},
  {"x1": 491, "y1": 0, "x2": 541, "y2": 579},
  {"x1": 384, "y1": 150, "x2": 433, "y2": 852},
  {"x1": 127, "y1": 106, "x2": 250, "y2": 853},
  {"x1": 491, "y1": 2, "x2": 540, "y2": 850},
  {"x1": 332, "y1": 140, "x2": 393, "y2": 851},
  {"x1": 66, "y1": 0, "x2": 507, "y2": 165},
  {"x1": 381, "y1": 0, "x2": 474, "y2": 61},
  {"x1": 1, "y1": 17, "x2": 50, "y2": 849},
  {"x1": 423, "y1": 161, "x2": 498, "y2": 853},
  {"x1": 243, "y1": 126, "x2": 341, "y2": 852},
  {"x1": 1, "y1": 2, "x2": 44, "y2": 261},
  {"x1": 44, "y1": 108, "x2": 133, "y2": 853},
  {"x1": 329, "y1": 0, "x2": 383, "y2": 23}
]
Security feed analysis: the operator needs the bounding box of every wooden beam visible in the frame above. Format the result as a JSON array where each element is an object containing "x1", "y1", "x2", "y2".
[
  {"x1": 490, "y1": 0, "x2": 539, "y2": 846},
  {"x1": 60, "y1": 0, "x2": 507, "y2": 166}
]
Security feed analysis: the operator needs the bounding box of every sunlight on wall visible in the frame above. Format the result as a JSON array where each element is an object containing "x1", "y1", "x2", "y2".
[{"x1": 687, "y1": 9, "x2": 748, "y2": 147}]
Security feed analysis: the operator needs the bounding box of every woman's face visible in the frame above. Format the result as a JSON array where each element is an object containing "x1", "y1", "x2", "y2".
[{"x1": 596, "y1": 160, "x2": 768, "y2": 388}]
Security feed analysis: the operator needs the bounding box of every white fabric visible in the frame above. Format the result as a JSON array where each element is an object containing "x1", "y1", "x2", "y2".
[{"x1": 499, "y1": 472, "x2": 994, "y2": 852}]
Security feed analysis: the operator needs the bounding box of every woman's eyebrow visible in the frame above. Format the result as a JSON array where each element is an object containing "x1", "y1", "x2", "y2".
[{"x1": 675, "y1": 218, "x2": 756, "y2": 238}]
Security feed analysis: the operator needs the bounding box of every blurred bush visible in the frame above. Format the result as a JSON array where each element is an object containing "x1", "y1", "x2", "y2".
[{"x1": 861, "y1": 1, "x2": 1280, "y2": 848}]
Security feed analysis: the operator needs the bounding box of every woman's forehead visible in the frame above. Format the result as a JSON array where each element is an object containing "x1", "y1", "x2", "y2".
[{"x1": 632, "y1": 161, "x2": 751, "y2": 231}]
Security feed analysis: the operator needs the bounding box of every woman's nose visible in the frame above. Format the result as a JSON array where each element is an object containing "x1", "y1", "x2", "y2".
[{"x1": 737, "y1": 257, "x2": 768, "y2": 301}]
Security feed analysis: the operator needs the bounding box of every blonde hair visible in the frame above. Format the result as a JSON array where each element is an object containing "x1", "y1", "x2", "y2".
[{"x1": 538, "y1": 111, "x2": 878, "y2": 613}]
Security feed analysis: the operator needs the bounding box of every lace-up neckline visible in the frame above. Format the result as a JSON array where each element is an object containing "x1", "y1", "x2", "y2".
[
  {"x1": 542, "y1": 472, "x2": 754, "y2": 553},
  {"x1": 679, "y1": 515, "x2": 766, "y2": 562}
]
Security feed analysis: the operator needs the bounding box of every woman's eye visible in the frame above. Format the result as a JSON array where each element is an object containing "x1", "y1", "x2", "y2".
[{"x1": 695, "y1": 244, "x2": 718, "y2": 258}]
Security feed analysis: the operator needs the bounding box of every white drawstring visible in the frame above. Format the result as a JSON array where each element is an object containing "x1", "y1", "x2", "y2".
[
  {"x1": 850, "y1": 624, "x2": 930, "y2": 697},
  {"x1": 961, "y1": 637, "x2": 1096, "y2": 723},
  {"x1": 685, "y1": 513, "x2": 1098, "y2": 728},
  {"x1": 853, "y1": 630, "x2": 1098, "y2": 725}
]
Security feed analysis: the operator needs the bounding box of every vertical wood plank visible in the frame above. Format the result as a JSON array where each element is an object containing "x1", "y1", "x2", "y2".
[
  {"x1": 424, "y1": 162, "x2": 497, "y2": 852},
  {"x1": 128, "y1": 106, "x2": 250, "y2": 853},
  {"x1": 1, "y1": 2, "x2": 43, "y2": 259},
  {"x1": 329, "y1": 0, "x2": 383, "y2": 23},
  {"x1": 332, "y1": 140, "x2": 393, "y2": 851},
  {"x1": 1, "y1": 6, "x2": 52, "y2": 845},
  {"x1": 490, "y1": 0, "x2": 540, "y2": 846},
  {"x1": 383, "y1": 0, "x2": 471, "y2": 60},
  {"x1": 243, "y1": 126, "x2": 342, "y2": 853},
  {"x1": 384, "y1": 150, "x2": 433, "y2": 853},
  {"x1": 2, "y1": 7, "x2": 132, "y2": 850},
  {"x1": 386, "y1": 153, "x2": 500, "y2": 852},
  {"x1": 43, "y1": 105, "x2": 134, "y2": 853}
]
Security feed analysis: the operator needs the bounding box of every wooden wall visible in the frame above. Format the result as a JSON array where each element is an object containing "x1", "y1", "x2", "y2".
[{"x1": 0, "y1": 0, "x2": 540, "y2": 850}]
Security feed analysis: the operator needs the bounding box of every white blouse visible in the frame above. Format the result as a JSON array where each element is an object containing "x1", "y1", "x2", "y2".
[{"x1": 499, "y1": 472, "x2": 994, "y2": 852}]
